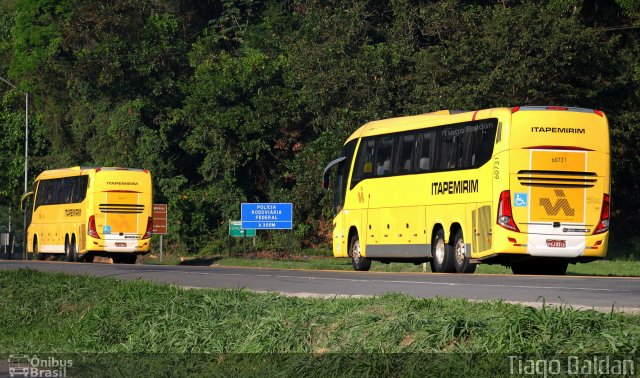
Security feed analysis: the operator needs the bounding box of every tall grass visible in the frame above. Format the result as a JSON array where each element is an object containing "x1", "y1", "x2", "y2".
[{"x1": 1, "y1": 269, "x2": 638, "y2": 376}]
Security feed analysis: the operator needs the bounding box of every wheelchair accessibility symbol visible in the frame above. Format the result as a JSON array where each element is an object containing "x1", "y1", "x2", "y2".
[{"x1": 514, "y1": 193, "x2": 528, "y2": 207}]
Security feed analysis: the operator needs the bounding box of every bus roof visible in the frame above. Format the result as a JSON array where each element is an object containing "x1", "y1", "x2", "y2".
[
  {"x1": 344, "y1": 106, "x2": 604, "y2": 144},
  {"x1": 34, "y1": 166, "x2": 148, "y2": 181},
  {"x1": 345, "y1": 108, "x2": 501, "y2": 143}
]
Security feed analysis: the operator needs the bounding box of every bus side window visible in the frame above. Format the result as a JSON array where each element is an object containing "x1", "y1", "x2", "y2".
[
  {"x1": 396, "y1": 134, "x2": 415, "y2": 174},
  {"x1": 33, "y1": 181, "x2": 43, "y2": 210},
  {"x1": 474, "y1": 125, "x2": 495, "y2": 167},
  {"x1": 351, "y1": 138, "x2": 376, "y2": 188},
  {"x1": 415, "y1": 132, "x2": 433, "y2": 172},
  {"x1": 437, "y1": 128, "x2": 455, "y2": 170},
  {"x1": 36, "y1": 180, "x2": 49, "y2": 208},
  {"x1": 51, "y1": 178, "x2": 63, "y2": 205},
  {"x1": 375, "y1": 136, "x2": 394, "y2": 176},
  {"x1": 63, "y1": 177, "x2": 74, "y2": 204},
  {"x1": 73, "y1": 176, "x2": 88, "y2": 203}
]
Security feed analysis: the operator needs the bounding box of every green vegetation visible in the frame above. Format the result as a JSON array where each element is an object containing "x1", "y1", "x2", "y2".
[
  {"x1": 0, "y1": 0, "x2": 639, "y2": 258},
  {"x1": 1, "y1": 269, "x2": 639, "y2": 376}
]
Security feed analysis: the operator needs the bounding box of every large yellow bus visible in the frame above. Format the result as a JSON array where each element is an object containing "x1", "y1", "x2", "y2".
[
  {"x1": 21, "y1": 166, "x2": 153, "y2": 263},
  {"x1": 322, "y1": 106, "x2": 610, "y2": 275}
]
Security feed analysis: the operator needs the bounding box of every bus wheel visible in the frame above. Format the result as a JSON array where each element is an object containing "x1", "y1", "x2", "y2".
[
  {"x1": 543, "y1": 261, "x2": 568, "y2": 275},
  {"x1": 350, "y1": 234, "x2": 371, "y2": 271},
  {"x1": 121, "y1": 253, "x2": 137, "y2": 264},
  {"x1": 453, "y1": 230, "x2": 476, "y2": 273},
  {"x1": 430, "y1": 229, "x2": 455, "y2": 273},
  {"x1": 511, "y1": 262, "x2": 533, "y2": 275},
  {"x1": 65, "y1": 237, "x2": 79, "y2": 262},
  {"x1": 32, "y1": 238, "x2": 45, "y2": 261}
]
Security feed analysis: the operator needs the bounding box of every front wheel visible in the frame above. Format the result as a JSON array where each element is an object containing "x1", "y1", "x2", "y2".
[
  {"x1": 32, "y1": 238, "x2": 45, "y2": 261},
  {"x1": 350, "y1": 234, "x2": 371, "y2": 271},
  {"x1": 453, "y1": 229, "x2": 476, "y2": 274}
]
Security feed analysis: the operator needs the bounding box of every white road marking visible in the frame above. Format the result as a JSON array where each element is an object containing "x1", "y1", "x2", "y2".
[{"x1": 177, "y1": 271, "x2": 629, "y2": 293}]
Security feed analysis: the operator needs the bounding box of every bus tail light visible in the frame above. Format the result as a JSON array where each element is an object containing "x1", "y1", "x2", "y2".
[
  {"x1": 142, "y1": 216, "x2": 153, "y2": 239},
  {"x1": 593, "y1": 194, "x2": 610, "y2": 234},
  {"x1": 497, "y1": 190, "x2": 520, "y2": 232},
  {"x1": 88, "y1": 215, "x2": 100, "y2": 239}
]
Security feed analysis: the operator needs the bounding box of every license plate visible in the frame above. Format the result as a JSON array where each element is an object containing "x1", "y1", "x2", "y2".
[
  {"x1": 115, "y1": 242, "x2": 127, "y2": 247},
  {"x1": 546, "y1": 240, "x2": 566, "y2": 248}
]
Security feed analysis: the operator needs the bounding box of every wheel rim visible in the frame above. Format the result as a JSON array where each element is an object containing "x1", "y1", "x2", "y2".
[
  {"x1": 352, "y1": 239, "x2": 361, "y2": 263},
  {"x1": 455, "y1": 237, "x2": 466, "y2": 266},
  {"x1": 434, "y1": 238, "x2": 445, "y2": 264}
]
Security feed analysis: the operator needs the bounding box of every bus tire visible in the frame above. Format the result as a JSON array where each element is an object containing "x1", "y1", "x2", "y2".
[
  {"x1": 430, "y1": 229, "x2": 455, "y2": 273},
  {"x1": 65, "y1": 237, "x2": 79, "y2": 262},
  {"x1": 122, "y1": 253, "x2": 137, "y2": 264},
  {"x1": 350, "y1": 234, "x2": 371, "y2": 271},
  {"x1": 453, "y1": 229, "x2": 476, "y2": 274},
  {"x1": 544, "y1": 261, "x2": 568, "y2": 275},
  {"x1": 538, "y1": 260, "x2": 568, "y2": 275},
  {"x1": 32, "y1": 237, "x2": 44, "y2": 261}
]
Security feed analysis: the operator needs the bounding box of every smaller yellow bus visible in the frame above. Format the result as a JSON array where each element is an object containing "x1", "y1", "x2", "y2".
[{"x1": 21, "y1": 166, "x2": 153, "y2": 263}]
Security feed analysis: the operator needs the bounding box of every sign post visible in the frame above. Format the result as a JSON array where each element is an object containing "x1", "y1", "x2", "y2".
[
  {"x1": 229, "y1": 220, "x2": 256, "y2": 257},
  {"x1": 153, "y1": 204, "x2": 167, "y2": 263}
]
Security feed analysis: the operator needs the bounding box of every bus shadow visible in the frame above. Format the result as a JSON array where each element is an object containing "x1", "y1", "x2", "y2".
[{"x1": 179, "y1": 257, "x2": 223, "y2": 266}]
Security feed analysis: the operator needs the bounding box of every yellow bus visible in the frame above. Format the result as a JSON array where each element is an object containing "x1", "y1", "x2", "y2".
[
  {"x1": 21, "y1": 166, "x2": 153, "y2": 263},
  {"x1": 322, "y1": 106, "x2": 610, "y2": 275}
]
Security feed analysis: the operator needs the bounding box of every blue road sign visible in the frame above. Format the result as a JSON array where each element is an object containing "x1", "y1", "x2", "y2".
[{"x1": 241, "y1": 203, "x2": 293, "y2": 230}]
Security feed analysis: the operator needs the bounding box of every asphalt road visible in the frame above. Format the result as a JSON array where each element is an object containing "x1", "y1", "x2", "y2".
[{"x1": 1, "y1": 260, "x2": 639, "y2": 313}]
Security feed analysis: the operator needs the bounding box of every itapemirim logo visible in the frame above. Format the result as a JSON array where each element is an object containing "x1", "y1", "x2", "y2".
[
  {"x1": 539, "y1": 189, "x2": 576, "y2": 217},
  {"x1": 7, "y1": 354, "x2": 72, "y2": 378}
]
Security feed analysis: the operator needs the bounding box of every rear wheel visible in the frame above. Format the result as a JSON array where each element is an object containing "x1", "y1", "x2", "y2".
[
  {"x1": 452, "y1": 229, "x2": 476, "y2": 274},
  {"x1": 539, "y1": 260, "x2": 568, "y2": 275},
  {"x1": 430, "y1": 229, "x2": 455, "y2": 273},
  {"x1": 350, "y1": 234, "x2": 371, "y2": 271},
  {"x1": 65, "y1": 237, "x2": 79, "y2": 262},
  {"x1": 121, "y1": 253, "x2": 137, "y2": 264}
]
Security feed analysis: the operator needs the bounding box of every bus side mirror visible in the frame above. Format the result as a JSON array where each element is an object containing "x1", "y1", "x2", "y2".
[
  {"x1": 322, "y1": 156, "x2": 346, "y2": 191},
  {"x1": 20, "y1": 192, "x2": 34, "y2": 212}
]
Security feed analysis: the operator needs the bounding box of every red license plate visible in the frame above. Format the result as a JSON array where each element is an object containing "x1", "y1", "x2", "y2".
[
  {"x1": 546, "y1": 240, "x2": 566, "y2": 248},
  {"x1": 115, "y1": 242, "x2": 127, "y2": 247}
]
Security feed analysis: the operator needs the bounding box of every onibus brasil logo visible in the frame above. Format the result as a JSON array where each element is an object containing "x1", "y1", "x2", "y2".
[{"x1": 8, "y1": 354, "x2": 72, "y2": 377}]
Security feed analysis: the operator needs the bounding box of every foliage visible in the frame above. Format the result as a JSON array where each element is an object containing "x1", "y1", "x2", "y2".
[
  {"x1": 1, "y1": 269, "x2": 640, "y2": 375},
  {"x1": 0, "y1": 0, "x2": 638, "y2": 254}
]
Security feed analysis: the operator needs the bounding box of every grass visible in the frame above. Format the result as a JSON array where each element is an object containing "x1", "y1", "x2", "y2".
[
  {"x1": 1, "y1": 269, "x2": 639, "y2": 376},
  {"x1": 204, "y1": 255, "x2": 640, "y2": 277}
]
